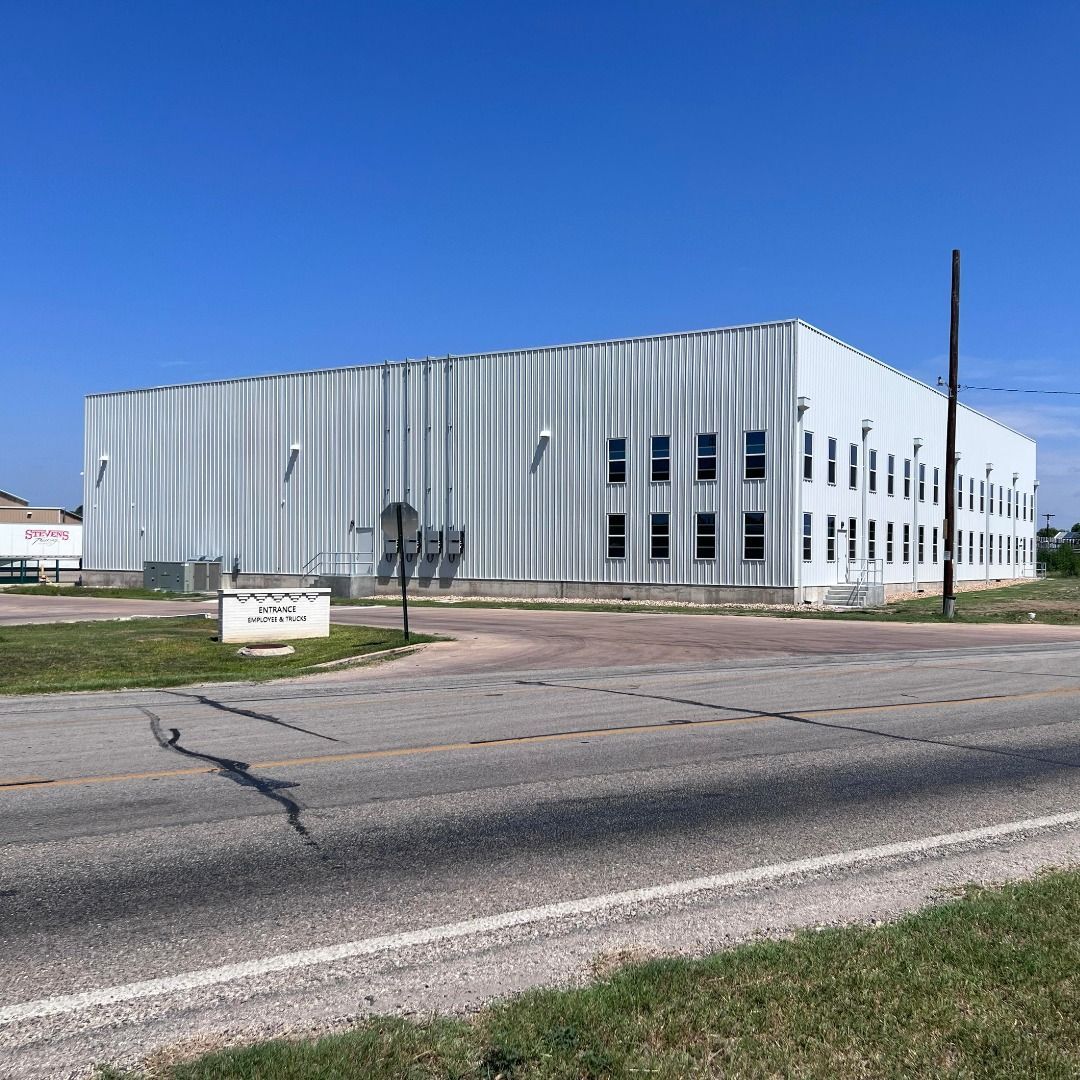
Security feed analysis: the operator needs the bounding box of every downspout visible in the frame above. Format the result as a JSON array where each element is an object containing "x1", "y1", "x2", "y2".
[
  {"x1": 985, "y1": 463, "x2": 993, "y2": 585},
  {"x1": 796, "y1": 396, "x2": 811, "y2": 602},
  {"x1": 913, "y1": 437, "x2": 923, "y2": 593},
  {"x1": 1011, "y1": 472, "x2": 1019, "y2": 578},
  {"x1": 861, "y1": 419, "x2": 873, "y2": 562}
]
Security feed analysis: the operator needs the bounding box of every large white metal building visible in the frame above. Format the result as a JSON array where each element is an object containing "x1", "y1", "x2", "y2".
[{"x1": 83, "y1": 319, "x2": 1038, "y2": 603}]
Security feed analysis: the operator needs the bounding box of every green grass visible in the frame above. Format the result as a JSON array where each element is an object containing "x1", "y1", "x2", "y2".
[
  {"x1": 332, "y1": 575, "x2": 1080, "y2": 625},
  {"x1": 0, "y1": 619, "x2": 433, "y2": 694},
  {"x1": 98, "y1": 868, "x2": 1080, "y2": 1079},
  {"x1": 1, "y1": 584, "x2": 209, "y2": 601}
]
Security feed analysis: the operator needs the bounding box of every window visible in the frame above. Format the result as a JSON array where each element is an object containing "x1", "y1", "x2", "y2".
[
  {"x1": 607, "y1": 438, "x2": 627, "y2": 484},
  {"x1": 886, "y1": 522, "x2": 894, "y2": 563},
  {"x1": 903, "y1": 523, "x2": 911, "y2": 563},
  {"x1": 827, "y1": 438, "x2": 837, "y2": 485},
  {"x1": 606, "y1": 513, "x2": 626, "y2": 559},
  {"x1": 696, "y1": 433, "x2": 717, "y2": 481},
  {"x1": 803, "y1": 431, "x2": 814, "y2": 481},
  {"x1": 998, "y1": 486, "x2": 1003, "y2": 515},
  {"x1": 743, "y1": 512, "x2": 765, "y2": 560},
  {"x1": 849, "y1": 444, "x2": 858, "y2": 489},
  {"x1": 919, "y1": 463, "x2": 926, "y2": 502},
  {"x1": 989, "y1": 484, "x2": 995, "y2": 515},
  {"x1": 1007, "y1": 488, "x2": 1012, "y2": 518},
  {"x1": 1006, "y1": 534, "x2": 1011, "y2": 564},
  {"x1": 650, "y1": 513, "x2": 670, "y2": 559},
  {"x1": 969, "y1": 477, "x2": 975, "y2": 511},
  {"x1": 869, "y1": 450, "x2": 878, "y2": 493},
  {"x1": 1023, "y1": 492, "x2": 1028, "y2": 520},
  {"x1": 868, "y1": 519, "x2": 877, "y2": 560},
  {"x1": 979, "y1": 532, "x2": 984, "y2": 563},
  {"x1": 957, "y1": 529, "x2": 963, "y2": 564},
  {"x1": 802, "y1": 513, "x2": 812, "y2": 562},
  {"x1": 904, "y1": 459, "x2": 912, "y2": 499},
  {"x1": 695, "y1": 512, "x2": 716, "y2": 560},
  {"x1": 989, "y1": 532, "x2": 994, "y2": 563},
  {"x1": 918, "y1": 525, "x2": 925, "y2": 563},
  {"x1": 933, "y1": 527, "x2": 939, "y2": 563},
  {"x1": 887, "y1": 454, "x2": 895, "y2": 496},
  {"x1": 933, "y1": 467, "x2": 940, "y2": 505},
  {"x1": 651, "y1": 436, "x2": 670, "y2": 483},
  {"x1": 848, "y1": 517, "x2": 857, "y2": 560},
  {"x1": 999, "y1": 533, "x2": 1003, "y2": 563},
  {"x1": 744, "y1": 431, "x2": 766, "y2": 480},
  {"x1": 968, "y1": 531, "x2": 974, "y2": 563},
  {"x1": 980, "y1": 481, "x2": 985, "y2": 513},
  {"x1": 827, "y1": 515, "x2": 836, "y2": 562},
  {"x1": 958, "y1": 473, "x2": 964, "y2": 506}
]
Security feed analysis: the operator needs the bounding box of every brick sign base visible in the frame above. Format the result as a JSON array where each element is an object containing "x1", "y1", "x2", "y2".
[{"x1": 218, "y1": 589, "x2": 331, "y2": 643}]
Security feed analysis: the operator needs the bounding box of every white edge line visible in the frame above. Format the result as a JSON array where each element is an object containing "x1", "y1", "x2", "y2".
[{"x1": 3, "y1": 809, "x2": 1078, "y2": 1026}]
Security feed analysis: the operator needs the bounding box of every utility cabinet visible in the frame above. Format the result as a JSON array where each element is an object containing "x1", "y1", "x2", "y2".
[{"x1": 143, "y1": 559, "x2": 221, "y2": 593}]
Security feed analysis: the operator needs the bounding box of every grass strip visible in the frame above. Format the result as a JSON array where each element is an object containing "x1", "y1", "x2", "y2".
[
  {"x1": 0, "y1": 619, "x2": 433, "y2": 694},
  {"x1": 99, "y1": 868, "x2": 1080, "y2": 1079},
  {"x1": 1, "y1": 584, "x2": 209, "y2": 601},
  {"x1": 332, "y1": 576, "x2": 1080, "y2": 624}
]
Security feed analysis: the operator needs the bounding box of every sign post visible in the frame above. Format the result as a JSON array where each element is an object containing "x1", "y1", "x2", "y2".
[{"x1": 381, "y1": 501, "x2": 419, "y2": 643}]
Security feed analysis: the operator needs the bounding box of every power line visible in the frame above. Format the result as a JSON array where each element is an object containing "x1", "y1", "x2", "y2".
[{"x1": 937, "y1": 377, "x2": 1080, "y2": 395}]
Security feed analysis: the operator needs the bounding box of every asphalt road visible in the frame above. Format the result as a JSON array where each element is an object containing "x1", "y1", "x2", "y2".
[{"x1": 2, "y1": 633, "x2": 1079, "y2": 1077}]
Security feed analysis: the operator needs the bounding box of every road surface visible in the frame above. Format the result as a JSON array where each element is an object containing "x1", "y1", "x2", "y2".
[{"x1": 2, "y1": 632, "x2": 1079, "y2": 1077}]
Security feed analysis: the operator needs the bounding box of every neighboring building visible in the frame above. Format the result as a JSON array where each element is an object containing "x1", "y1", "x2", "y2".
[
  {"x1": 0, "y1": 489, "x2": 82, "y2": 525},
  {"x1": 83, "y1": 320, "x2": 1038, "y2": 602}
]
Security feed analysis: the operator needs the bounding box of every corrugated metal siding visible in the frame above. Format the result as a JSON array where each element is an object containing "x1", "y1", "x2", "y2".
[
  {"x1": 85, "y1": 321, "x2": 799, "y2": 587},
  {"x1": 796, "y1": 323, "x2": 1038, "y2": 586}
]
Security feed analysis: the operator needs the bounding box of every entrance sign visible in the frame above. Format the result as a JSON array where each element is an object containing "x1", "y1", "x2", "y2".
[{"x1": 219, "y1": 589, "x2": 330, "y2": 643}]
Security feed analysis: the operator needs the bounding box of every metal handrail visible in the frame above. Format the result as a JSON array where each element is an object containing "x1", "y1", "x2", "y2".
[
  {"x1": 301, "y1": 551, "x2": 376, "y2": 576},
  {"x1": 845, "y1": 557, "x2": 883, "y2": 587}
]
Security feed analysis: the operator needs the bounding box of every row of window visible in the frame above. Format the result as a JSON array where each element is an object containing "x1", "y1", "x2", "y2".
[
  {"x1": 607, "y1": 512, "x2": 766, "y2": 561},
  {"x1": 804, "y1": 513, "x2": 1030, "y2": 566},
  {"x1": 607, "y1": 434, "x2": 1034, "y2": 523},
  {"x1": 606, "y1": 510, "x2": 1032, "y2": 566}
]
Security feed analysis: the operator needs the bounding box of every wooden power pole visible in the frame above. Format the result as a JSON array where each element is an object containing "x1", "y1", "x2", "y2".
[{"x1": 943, "y1": 250, "x2": 960, "y2": 619}]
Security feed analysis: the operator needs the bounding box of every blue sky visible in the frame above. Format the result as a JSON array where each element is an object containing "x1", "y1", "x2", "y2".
[{"x1": 2, "y1": 2, "x2": 1078, "y2": 523}]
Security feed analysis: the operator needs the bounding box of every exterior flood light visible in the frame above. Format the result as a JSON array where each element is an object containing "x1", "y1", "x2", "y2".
[
  {"x1": 289, "y1": 443, "x2": 301, "y2": 453},
  {"x1": 539, "y1": 429, "x2": 551, "y2": 440},
  {"x1": 99, "y1": 454, "x2": 109, "y2": 463}
]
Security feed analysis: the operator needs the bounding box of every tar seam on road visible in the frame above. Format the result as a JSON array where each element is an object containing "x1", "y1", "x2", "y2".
[
  {"x1": 159, "y1": 689, "x2": 340, "y2": 742},
  {"x1": 2, "y1": 682, "x2": 1079, "y2": 793},
  {"x1": 141, "y1": 707, "x2": 331, "y2": 861},
  {"x1": 2, "y1": 809, "x2": 1078, "y2": 1027}
]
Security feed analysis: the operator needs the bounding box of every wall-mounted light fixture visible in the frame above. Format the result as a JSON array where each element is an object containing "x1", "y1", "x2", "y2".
[
  {"x1": 289, "y1": 443, "x2": 301, "y2": 454},
  {"x1": 913, "y1": 437, "x2": 924, "y2": 451},
  {"x1": 797, "y1": 396, "x2": 811, "y2": 415},
  {"x1": 539, "y1": 429, "x2": 551, "y2": 440},
  {"x1": 861, "y1": 418, "x2": 874, "y2": 434},
  {"x1": 99, "y1": 454, "x2": 109, "y2": 464}
]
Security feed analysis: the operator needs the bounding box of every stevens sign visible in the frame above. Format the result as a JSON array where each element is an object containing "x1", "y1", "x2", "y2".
[
  {"x1": 0, "y1": 523, "x2": 83, "y2": 559},
  {"x1": 218, "y1": 589, "x2": 331, "y2": 643}
]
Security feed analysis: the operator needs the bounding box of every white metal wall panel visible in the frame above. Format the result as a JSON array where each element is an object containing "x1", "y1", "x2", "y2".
[
  {"x1": 84, "y1": 321, "x2": 800, "y2": 588},
  {"x1": 795, "y1": 323, "x2": 1037, "y2": 588}
]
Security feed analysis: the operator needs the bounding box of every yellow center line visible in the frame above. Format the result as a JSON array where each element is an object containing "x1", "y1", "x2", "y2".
[{"x1": 2, "y1": 683, "x2": 1078, "y2": 794}]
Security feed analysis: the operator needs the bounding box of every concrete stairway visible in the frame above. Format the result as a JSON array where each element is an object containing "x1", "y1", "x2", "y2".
[{"x1": 823, "y1": 583, "x2": 872, "y2": 608}]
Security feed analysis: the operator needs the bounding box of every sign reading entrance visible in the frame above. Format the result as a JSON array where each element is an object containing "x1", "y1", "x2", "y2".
[{"x1": 219, "y1": 589, "x2": 331, "y2": 643}]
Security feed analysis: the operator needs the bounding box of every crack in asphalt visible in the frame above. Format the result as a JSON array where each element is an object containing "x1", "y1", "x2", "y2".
[
  {"x1": 140, "y1": 707, "x2": 332, "y2": 861},
  {"x1": 518, "y1": 680, "x2": 1080, "y2": 772},
  {"x1": 159, "y1": 690, "x2": 339, "y2": 742}
]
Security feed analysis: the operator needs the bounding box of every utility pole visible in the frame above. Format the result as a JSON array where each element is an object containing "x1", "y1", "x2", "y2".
[
  {"x1": 942, "y1": 249, "x2": 960, "y2": 619},
  {"x1": 1043, "y1": 513, "x2": 1055, "y2": 533}
]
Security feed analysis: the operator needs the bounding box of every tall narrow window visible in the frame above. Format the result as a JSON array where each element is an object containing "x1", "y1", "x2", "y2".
[
  {"x1": 918, "y1": 525, "x2": 925, "y2": 563},
  {"x1": 802, "y1": 513, "x2": 812, "y2": 562},
  {"x1": 695, "y1": 512, "x2": 716, "y2": 560},
  {"x1": 849, "y1": 444, "x2": 858, "y2": 489},
  {"x1": 606, "y1": 514, "x2": 626, "y2": 559},
  {"x1": 969, "y1": 477, "x2": 975, "y2": 511},
  {"x1": 743, "y1": 512, "x2": 766, "y2": 561},
  {"x1": 979, "y1": 532, "x2": 984, "y2": 563},
  {"x1": 696, "y1": 433, "x2": 717, "y2": 481},
  {"x1": 886, "y1": 522, "x2": 894, "y2": 563},
  {"x1": 827, "y1": 515, "x2": 836, "y2": 562},
  {"x1": 919, "y1": 463, "x2": 926, "y2": 502},
  {"x1": 989, "y1": 485, "x2": 995, "y2": 515},
  {"x1": 607, "y1": 438, "x2": 627, "y2": 484},
  {"x1": 957, "y1": 529, "x2": 963, "y2": 564},
  {"x1": 989, "y1": 532, "x2": 994, "y2": 563},
  {"x1": 968, "y1": 531, "x2": 974, "y2": 563},
  {"x1": 999, "y1": 534, "x2": 1003, "y2": 562},
  {"x1": 1007, "y1": 489, "x2": 1012, "y2": 518},
  {"x1": 958, "y1": 473, "x2": 964, "y2": 505},
  {"x1": 903, "y1": 523, "x2": 911, "y2": 563},
  {"x1": 827, "y1": 438, "x2": 837, "y2": 485},
  {"x1": 1007, "y1": 534, "x2": 1011, "y2": 564},
  {"x1": 1023, "y1": 492, "x2": 1028, "y2": 520},
  {"x1": 933, "y1": 527, "x2": 939, "y2": 562},
  {"x1": 650, "y1": 513, "x2": 670, "y2": 559},
  {"x1": 868, "y1": 519, "x2": 877, "y2": 560},
  {"x1": 887, "y1": 454, "x2": 895, "y2": 496},
  {"x1": 980, "y1": 481, "x2": 985, "y2": 512},
  {"x1": 933, "y1": 467, "x2": 940, "y2": 505},
  {"x1": 869, "y1": 450, "x2": 878, "y2": 493},
  {"x1": 848, "y1": 517, "x2": 857, "y2": 560},
  {"x1": 904, "y1": 459, "x2": 912, "y2": 499},
  {"x1": 998, "y1": 486, "x2": 1003, "y2": 515},
  {"x1": 803, "y1": 431, "x2": 814, "y2": 481},
  {"x1": 744, "y1": 431, "x2": 766, "y2": 480},
  {"x1": 651, "y1": 436, "x2": 670, "y2": 483}
]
